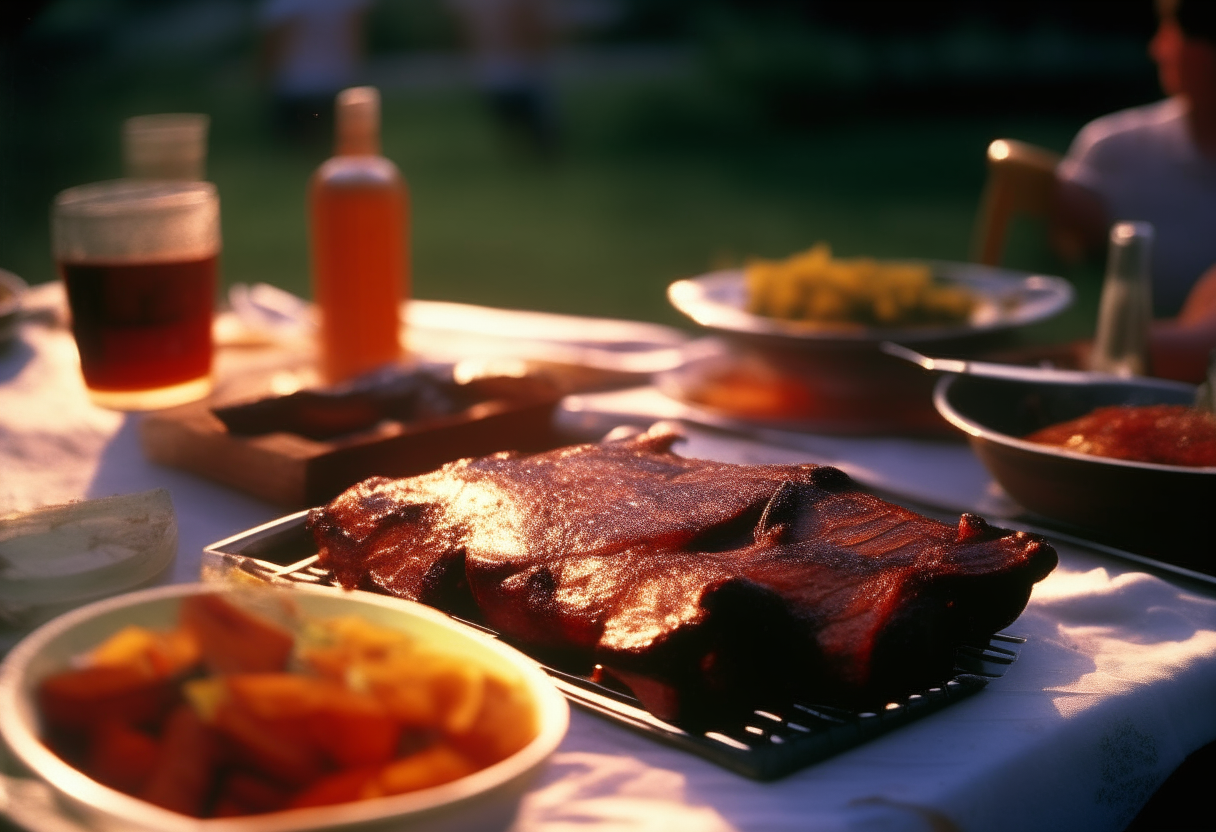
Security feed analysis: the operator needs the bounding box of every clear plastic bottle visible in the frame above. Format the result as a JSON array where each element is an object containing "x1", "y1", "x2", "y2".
[
  {"x1": 1091, "y1": 221, "x2": 1153, "y2": 377},
  {"x1": 309, "y1": 86, "x2": 409, "y2": 383}
]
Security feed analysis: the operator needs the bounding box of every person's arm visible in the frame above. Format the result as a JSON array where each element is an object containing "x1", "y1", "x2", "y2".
[{"x1": 1149, "y1": 264, "x2": 1216, "y2": 382}]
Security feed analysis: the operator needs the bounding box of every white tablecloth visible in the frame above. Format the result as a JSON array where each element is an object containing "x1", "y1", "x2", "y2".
[{"x1": 3, "y1": 284, "x2": 1216, "y2": 832}]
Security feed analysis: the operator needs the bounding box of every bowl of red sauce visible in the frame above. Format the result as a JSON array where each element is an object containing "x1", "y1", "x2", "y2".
[{"x1": 934, "y1": 373, "x2": 1216, "y2": 563}]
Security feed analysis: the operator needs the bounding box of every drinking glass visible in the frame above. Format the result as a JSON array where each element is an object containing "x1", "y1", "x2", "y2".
[
  {"x1": 123, "y1": 113, "x2": 209, "y2": 181},
  {"x1": 52, "y1": 180, "x2": 220, "y2": 410}
]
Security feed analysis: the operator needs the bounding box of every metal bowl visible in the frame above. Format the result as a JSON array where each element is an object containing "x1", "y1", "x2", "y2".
[
  {"x1": 934, "y1": 373, "x2": 1216, "y2": 560},
  {"x1": 0, "y1": 582, "x2": 569, "y2": 832}
]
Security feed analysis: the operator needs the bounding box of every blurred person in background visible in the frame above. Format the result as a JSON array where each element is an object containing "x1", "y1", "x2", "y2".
[
  {"x1": 445, "y1": 0, "x2": 560, "y2": 158},
  {"x1": 259, "y1": 0, "x2": 372, "y2": 144},
  {"x1": 1055, "y1": 0, "x2": 1216, "y2": 381}
]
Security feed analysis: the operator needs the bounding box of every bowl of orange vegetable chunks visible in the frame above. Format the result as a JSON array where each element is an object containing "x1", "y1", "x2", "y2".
[{"x1": 0, "y1": 582, "x2": 569, "y2": 832}]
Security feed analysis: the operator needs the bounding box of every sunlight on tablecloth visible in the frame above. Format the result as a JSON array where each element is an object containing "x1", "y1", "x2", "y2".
[
  {"x1": 3, "y1": 283, "x2": 1216, "y2": 832},
  {"x1": 0, "y1": 285, "x2": 122, "y2": 512}
]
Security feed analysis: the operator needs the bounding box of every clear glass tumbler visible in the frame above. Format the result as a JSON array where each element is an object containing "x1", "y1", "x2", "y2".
[
  {"x1": 122, "y1": 113, "x2": 210, "y2": 181},
  {"x1": 52, "y1": 180, "x2": 220, "y2": 410}
]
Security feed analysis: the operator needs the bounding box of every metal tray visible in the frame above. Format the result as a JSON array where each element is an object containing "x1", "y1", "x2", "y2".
[{"x1": 203, "y1": 511, "x2": 1025, "y2": 781}]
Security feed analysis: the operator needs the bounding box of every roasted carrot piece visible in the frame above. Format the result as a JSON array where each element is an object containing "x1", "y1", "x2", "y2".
[
  {"x1": 223, "y1": 674, "x2": 400, "y2": 769},
  {"x1": 311, "y1": 707, "x2": 400, "y2": 770},
  {"x1": 296, "y1": 615, "x2": 413, "y2": 681},
  {"x1": 286, "y1": 766, "x2": 381, "y2": 810},
  {"x1": 446, "y1": 674, "x2": 537, "y2": 767},
  {"x1": 356, "y1": 654, "x2": 484, "y2": 730},
  {"x1": 222, "y1": 673, "x2": 346, "y2": 717},
  {"x1": 178, "y1": 594, "x2": 294, "y2": 674},
  {"x1": 86, "y1": 625, "x2": 201, "y2": 678},
  {"x1": 84, "y1": 719, "x2": 161, "y2": 794},
  {"x1": 208, "y1": 700, "x2": 326, "y2": 787},
  {"x1": 363, "y1": 744, "x2": 477, "y2": 798},
  {"x1": 211, "y1": 797, "x2": 248, "y2": 819},
  {"x1": 139, "y1": 704, "x2": 220, "y2": 818},
  {"x1": 211, "y1": 771, "x2": 291, "y2": 816},
  {"x1": 38, "y1": 664, "x2": 179, "y2": 734}
]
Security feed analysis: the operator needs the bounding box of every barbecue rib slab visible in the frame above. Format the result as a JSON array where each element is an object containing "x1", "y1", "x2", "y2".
[{"x1": 307, "y1": 425, "x2": 1057, "y2": 722}]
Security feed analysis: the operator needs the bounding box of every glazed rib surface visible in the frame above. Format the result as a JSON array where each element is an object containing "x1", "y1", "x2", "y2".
[{"x1": 308, "y1": 426, "x2": 1056, "y2": 721}]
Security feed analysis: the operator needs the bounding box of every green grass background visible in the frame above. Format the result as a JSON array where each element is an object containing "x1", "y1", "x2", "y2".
[{"x1": 1, "y1": 37, "x2": 1110, "y2": 338}]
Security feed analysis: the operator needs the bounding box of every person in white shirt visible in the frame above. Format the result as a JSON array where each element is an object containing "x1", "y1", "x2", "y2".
[{"x1": 1056, "y1": 0, "x2": 1216, "y2": 382}]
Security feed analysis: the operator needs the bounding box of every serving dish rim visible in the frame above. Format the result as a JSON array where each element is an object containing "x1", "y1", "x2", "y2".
[
  {"x1": 0, "y1": 580, "x2": 570, "y2": 832},
  {"x1": 933, "y1": 373, "x2": 1216, "y2": 475},
  {"x1": 666, "y1": 260, "x2": 1074, "y2": 344}
]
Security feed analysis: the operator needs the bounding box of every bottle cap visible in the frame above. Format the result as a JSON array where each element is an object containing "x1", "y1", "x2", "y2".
[
  {"x1": 335, "y1": 86, "x2": 381, "y2": 155},
  {"x1": 1106, "y1": 221, "x2": 1154, "y2": 284},
  {"x1": 1111, "y1": 220, "x2": 1155, "y2": 245}
]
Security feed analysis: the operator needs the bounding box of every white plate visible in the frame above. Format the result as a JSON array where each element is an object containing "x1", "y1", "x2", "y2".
[{"x1": 667, "y1": 261, "x2": 1074, "y2": 345}]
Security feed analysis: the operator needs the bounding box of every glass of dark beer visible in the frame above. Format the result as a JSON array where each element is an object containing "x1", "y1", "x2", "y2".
[{"x1": 52, "y1": 180, "x2": 219, "y2": 410}]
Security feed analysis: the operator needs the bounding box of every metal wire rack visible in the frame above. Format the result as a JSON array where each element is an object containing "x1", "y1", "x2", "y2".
[{"x1": 204, "y1": 511, "x2": 1024, "y2": 780}]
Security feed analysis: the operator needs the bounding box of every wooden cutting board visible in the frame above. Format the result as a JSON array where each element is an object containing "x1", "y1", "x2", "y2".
[{"x1": 140, "y1": 376, "x2": 563, "y2": 507}]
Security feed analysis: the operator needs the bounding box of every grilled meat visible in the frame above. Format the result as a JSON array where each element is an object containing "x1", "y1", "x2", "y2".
[{"x1": 308, "y1": 425, "x2": 1056, "y2": 722}]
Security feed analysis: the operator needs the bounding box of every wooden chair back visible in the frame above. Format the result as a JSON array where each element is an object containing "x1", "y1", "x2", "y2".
[{"x1": 970, "y1": 139, "x2": 1062, "y2": 266}]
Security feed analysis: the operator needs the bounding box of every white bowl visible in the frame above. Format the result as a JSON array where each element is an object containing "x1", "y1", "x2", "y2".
[{"x1": 0, "y1": 583, "x2": 569, "y2": 832}]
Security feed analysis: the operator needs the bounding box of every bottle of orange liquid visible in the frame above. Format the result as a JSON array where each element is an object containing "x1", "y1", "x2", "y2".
[{"x1": 309, "y1": 86, "x2": 409, "y2": 383}]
